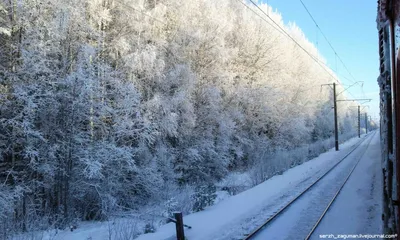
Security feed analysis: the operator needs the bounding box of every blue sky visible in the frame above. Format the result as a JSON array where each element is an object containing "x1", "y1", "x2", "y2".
[{"x1": 263, "y1": 0, "x2": 380, "y2": 121}]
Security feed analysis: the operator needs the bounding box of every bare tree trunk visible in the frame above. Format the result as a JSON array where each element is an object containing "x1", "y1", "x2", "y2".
[{"x1": 22, "y1": 194, "x2": 26, "y2": 231}]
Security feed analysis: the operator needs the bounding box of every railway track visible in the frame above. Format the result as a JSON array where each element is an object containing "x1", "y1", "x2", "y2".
[{"x1": 244, "y1": 131, "x2": 377, "y2": 240}]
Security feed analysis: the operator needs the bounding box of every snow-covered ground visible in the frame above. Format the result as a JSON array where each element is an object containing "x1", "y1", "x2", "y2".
[
  {"x1": 134, "y1": 134, "x2": 373, "y2": 240},
  {"x1": 312, "y1": 131, "x2": 382, "y2": 238},
  {"x1": 252, "y1": 131, "x2": 380, "y2": 240},
  {"x1": 22, "y1": 133, "x2": 379, "y2": 240}
]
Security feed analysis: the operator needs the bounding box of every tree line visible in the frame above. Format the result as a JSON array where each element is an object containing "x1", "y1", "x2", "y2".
[{"x1": 0, "y1": 0, "x2": 366, "y2": 234}]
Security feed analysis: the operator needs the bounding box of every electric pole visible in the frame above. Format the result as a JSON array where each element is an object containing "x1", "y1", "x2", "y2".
[
  {"x1": 333, "y1": 83, "x2": 339, "y2": 151},
  {"x1": 358, "y1": 105, "x2": 360, "y2": 138},
  {"x1": 365, "y1": 113, "x2": 368, "y2": 134},
  {"x1": 336, "y1": 99, "x2": 372, "y2": 141},
  {"x1": 321, "y1": 83, "x2": 371, "y2": 151},
  {"x1": 321, "y1": 82, "x2": 339, "y2": 151}
]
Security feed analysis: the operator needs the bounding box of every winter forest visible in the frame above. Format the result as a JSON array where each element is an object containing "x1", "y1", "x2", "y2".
[{"x1": 0, "y1": 0, "x2": 376, "y2": 238}]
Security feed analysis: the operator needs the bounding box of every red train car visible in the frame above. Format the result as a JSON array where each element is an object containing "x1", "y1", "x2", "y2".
[{"x1": 377, "y1": 0, "x2": 400, "y2": 235}]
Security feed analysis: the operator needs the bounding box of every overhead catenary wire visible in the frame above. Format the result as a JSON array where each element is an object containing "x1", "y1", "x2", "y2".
[
  {"x1": 337, "y1": 81, "x2": 363, "y2": 97},
  {"x1": 300, "y1": 0, "x2": 365, "y2": 104},
  {"x1": 361, "y1": 84, "x2": 367, "y2": 98},
  {"x1": 244, "y1": 0, "x2": 361, "y2": 100},
  {"x1": 123, "y1": 0, "x2": 359, "y2": 99},
  {"x1": 122, "y1": 0, "x2": 343, "y2": 88},
  {"x1": 234, "y1": 0, "x2": 287, "y2": 36},
  {"x1": 299, "y1": 0, "x2": 357, "y2": 84},
  {"x1": 240, "y1": 0, "x2": 341, "y2": 84}
]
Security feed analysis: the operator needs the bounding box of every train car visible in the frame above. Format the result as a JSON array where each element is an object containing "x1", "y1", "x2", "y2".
[{"x1": 377, "y1": 0, "x2": 400, "y2": 235}]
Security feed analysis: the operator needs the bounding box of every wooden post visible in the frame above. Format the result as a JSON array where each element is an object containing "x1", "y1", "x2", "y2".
[{"x1": 174, "y1": 212, "x2": 185, "y2": 240}]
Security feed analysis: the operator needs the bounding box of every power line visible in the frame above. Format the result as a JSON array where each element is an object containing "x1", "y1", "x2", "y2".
[
  {"x1": 122, "y1": 0, "x2": 358, "y2": 97},
  {"x1": 241, "y1": 0, "x2": 341, "y2": 84},
  {"x1": 234, "y1": 0, "x2": 287, "y2": 36},
  {"x1": 337, "y1": 81, "x2": 363, "y2": 97},
  {"x1": 361, "y1": 84, "x2": 366, "y2": 98},
  {"x1": 299, "y1": 0, "x2": 356, "y2": 84},
  {"x1": 334, "y1": 71, "x2": 356, "y2": 84},
  {"x1": 242, "y1": 0, "x2": 362, "y2": 100}
]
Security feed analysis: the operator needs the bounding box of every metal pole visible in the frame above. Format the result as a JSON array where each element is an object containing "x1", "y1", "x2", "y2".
[
  {"x1": 174, "y1": 212, "x2": 185, "y2": 240},
  {"x1": 365, "y1": 113, "x2": 368, "y2": 134},
  {"x1": 333, "y1": 83, "x2": 339, "y2": 151},
  {"x1": 358, "y1": 105, "x2": 360, "y2": 138}
]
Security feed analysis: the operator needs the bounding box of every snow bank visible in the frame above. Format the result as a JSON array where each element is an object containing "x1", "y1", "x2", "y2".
[{"x1": 135, "y1": 136, "x2": 363, "y2": 240}]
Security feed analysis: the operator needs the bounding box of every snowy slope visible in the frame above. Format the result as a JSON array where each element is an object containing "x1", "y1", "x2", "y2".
[
  {"x1": 135, "y1": 136, "x2": 365, "y2": 240},
  {"x1": 26, "y1": 135, "x2": 368, "y2": 240}
]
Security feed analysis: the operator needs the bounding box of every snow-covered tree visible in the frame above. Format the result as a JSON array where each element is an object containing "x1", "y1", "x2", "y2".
[{"x1": 0, "y1": 0, "x2": 360, "y2": 234}]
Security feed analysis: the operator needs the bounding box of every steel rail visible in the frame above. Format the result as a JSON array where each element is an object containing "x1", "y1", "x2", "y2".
[
  {"x1": 244, "y1": 132, "x2": 374, "y2": 239},
  {"x1": 305, "y1": 130, "x2": 377, "y2": 240}
]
